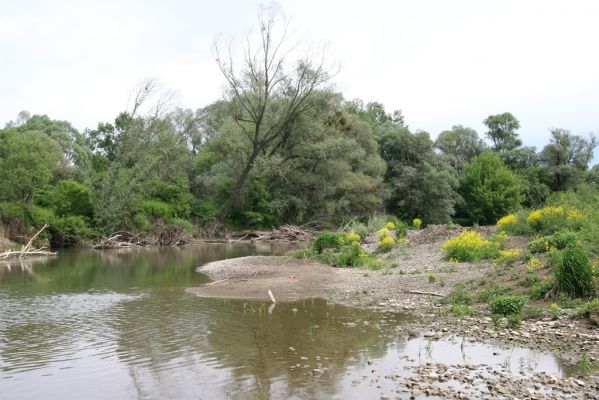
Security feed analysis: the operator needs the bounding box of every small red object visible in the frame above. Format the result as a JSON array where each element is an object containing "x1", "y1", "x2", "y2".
[{"x1": 288, "y1": 275, "x2": 296, "y2": 280}]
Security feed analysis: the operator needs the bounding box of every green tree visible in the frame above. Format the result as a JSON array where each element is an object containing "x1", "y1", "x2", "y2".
[
  {"x1": 435, "y1": 125, "x2": 486, "y2": 174},
  {"x1": 0, "y1": 130, "x2": 61, "y2": 204},
  {"x1": 540, "y1": 129, "x2": 597, "y2": 191},
  {"x1": 483, "y1": 112, "x2": 522, "y2": 153},
  {"x1": 194, "y1": 94, "x2": 386, "y2": 226},
  {"x1": 213, "y1": 5, "x2": 331, "y2": 222},
  {"x1": 380, "y1": 127, "x2": 459, "y2": 223},
  {"x1": 460, "y1": 151, "x2": 522, "y2": 224}
]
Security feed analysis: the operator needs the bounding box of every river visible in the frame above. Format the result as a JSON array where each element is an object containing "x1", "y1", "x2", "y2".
[{"x1": 0, "y1": 244, "x2": 571, "y2": 399}]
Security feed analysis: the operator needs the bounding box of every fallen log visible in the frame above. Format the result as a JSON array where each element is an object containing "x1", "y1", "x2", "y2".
[
  {"x1": 0, "y1": 224, "x2": 57, "y2": 259},
  {"x1": 405, "y1": 290, "x2": 444, "y2": 298}
]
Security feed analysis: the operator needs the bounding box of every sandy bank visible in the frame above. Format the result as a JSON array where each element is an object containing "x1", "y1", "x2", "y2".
[{"x1": 187, "y1": 256, "x2": 338, "y2": 301}]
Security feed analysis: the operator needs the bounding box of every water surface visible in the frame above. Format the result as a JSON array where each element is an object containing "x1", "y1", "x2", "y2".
[{"x1": 0, "y1": 244, "x2": 571, "y2": 399}]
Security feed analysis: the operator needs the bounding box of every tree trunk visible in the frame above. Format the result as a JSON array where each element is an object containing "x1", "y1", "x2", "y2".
[{"x1": 218, "y1": 150, "x2": 259, "y2": 223}]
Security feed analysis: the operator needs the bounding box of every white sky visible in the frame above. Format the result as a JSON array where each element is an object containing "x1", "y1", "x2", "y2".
[{"x1": 1, "y1": 0, "x2": 598, "y2": 151}]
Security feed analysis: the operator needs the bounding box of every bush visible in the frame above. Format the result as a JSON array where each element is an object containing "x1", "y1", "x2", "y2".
[
  {"x1": 412, "y1": 218, "x2": 422, "y2": 230},
  {"x1": 528, "y1": 278, "x2": 554, "y2": 299},
  {"x1": 384, "y1": 221, "x2": 396, "y2": 231},
  {"x1": 528, "y1": 231, "x2": 579, "y2": 254},
  {"x1": 191, "y1": 200, "x2": 219, "y2": 222},
  {"x1": 395, "y1": 221, "x2": 408, "y2": 238},
  {"x1": 488, "y1": 295, "x2": 527, "y2": 316},
  {"x1": 377, "y1": 228, "x2": 391, "y2": 240},
  {"x1": 496, "y1": 214, "x2": 518, "y2": 232},
  {"x1": 0, "y1": 202, "x2": 26, "y2": 222},
  {"x1": 44, "y1": 180, "x2": 94, "y2": 218},
  {"x1": 554, "y1": 244, "x2": 593, "y2": 297},
  {"x1": 335, "y1": 242, "x2": 369, "y2": 268},
  {"x1": 346, "y1": 231, "x2": 361, "y2": 243},
  {"x1": 527, "y1": 206, "x2": 583, "y2": 234},
  {"x1": 495, "y1": 249, "x2": 522, "y2": 268},
  {"x1": 377, "y1": 235, "x2": 395, "y2": 252},
  {"x1": 313, "y1": 231, "x2": 349, "y2": 253},
  {"x1": 442, "y1": 230, "x2": 500, "y2": 262},
  {"x1": 138, "y1": 200, "x2": 176, "y2": 219}
]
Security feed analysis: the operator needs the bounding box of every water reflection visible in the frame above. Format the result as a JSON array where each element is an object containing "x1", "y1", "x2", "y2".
[{"x1": 0, "y1": 244, "x2": 572, "y2": 400}]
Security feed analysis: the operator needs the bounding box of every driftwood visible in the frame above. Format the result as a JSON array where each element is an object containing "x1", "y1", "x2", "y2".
[
  {"x1": 229, "y1": 224, "x2": 318, "y2": 242},
  {"x1": 93, "y1": 231, "x2": 149, "y2": 249},
  {"x1": 0, "y1": 224, "x2": 57, "y2": 259},
  {"x1": 405, "y1": 290, "x2": 444, "y2": 298}
]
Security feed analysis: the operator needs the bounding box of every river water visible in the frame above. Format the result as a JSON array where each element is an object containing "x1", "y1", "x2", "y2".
[{"x1": 0, "y1": 244, "x2": 571, "y2": 399}]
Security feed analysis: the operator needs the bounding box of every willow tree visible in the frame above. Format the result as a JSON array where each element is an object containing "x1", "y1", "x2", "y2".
[{"x1": 214, "y1": 5, "x2": 331, "y2": 222}]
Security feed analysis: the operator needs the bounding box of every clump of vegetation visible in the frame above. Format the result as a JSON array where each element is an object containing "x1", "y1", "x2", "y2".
[
  {"x1": 577, "y1": 351, "x2": 596, "y2": 375},
  {"x1": 377, "y1": 235, "x2": 395, "y2": 252},
  {"x1": 496, "y1": 214, "x2": 518, "y2": 232},
  {"x1": 394, "y1": 221, "x2": 409, "y2": 238},
  {"x1": 488, "y1": 295, "x2": 527, "y2": 316},
  {"x1": 451, "y1": 304, "x2": 476, "y2": 317},
  {"x1": 495, "y1": 249, "x2": 522, "y2": 268},
  {"x1": 549, "y1": 303, "x2": 560, "y2": 319},
  {"x1": 384, "y1": 221, "x2": 396, "y2": 231},
  {"x1": 527, "y1": 206, "x2": 583, "y2": 234},
  {"x1": 442, "y1": 230, "x2": 499, "y2": 262},
  {"x1": 528, "y1": 230, "x2": 579, "y2": 254},
  {"x1": 527, "y1": 257, "x2": 544, "y2": 272},
  {"x1": 553, "y1": 243, "x2": 593, "y2": 297},
  {"x1": 312, "y1": 231, "x2": 350, "y2": 253},
  {"x1": 443, "y1": 285, "x2": 473, "y2": 306},
  {"x1": 529, "y1": 278, "x2": 555, "y2": 300},
  {"x1": 427, "y1": 273, "x2": 436, "y2": 284},
  {"x1": 581, "y1": 299, "x2": 599, "y2": 323},
  {"x1": 346, "y1": 231, "x2": 361, "y2": 243},
  {"x1": 335, "y1": 242, "x2": 368, "y2": 267},
  {"x1": 496, "y1": 211, "x2": 532, "y2": 235},
  {"x1": 412, "y1": 218, "x2": 422, "y2": 230}
]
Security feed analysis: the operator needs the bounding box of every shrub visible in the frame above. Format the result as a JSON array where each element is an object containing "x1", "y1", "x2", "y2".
[
  {"x1": 377, "y1": 228, "x2": 391, "y2": 240},
  {"x1": 528, "y1": 231, "x2": 579, "y2": 254},
  {"x1": 378, "y1": 235, "x2": 395, "y2": 252},
  {"x1": 366, "y1": 215, "x2": 388, "y2": 233},
  {"x1": 346, "y1": 231, "x2": 361, "y2": 243},
  {"x1": 554, "y1": 244, "x2": 593, "y2": 297},
  {"x1": 496, "y1": 214, "x2": 518, "y2": 232},
  {"x1": 333, "y1": 242, "x2": 383, "y2": 269},
  {"x1": 529, "y1": 279, "x2": 555, "y2": 300},
  {"x1": 451, "y1": 304, "x2": 476, "y2": 317},
  {"x1": 0, "y1": 202, "x2": 26, "y2": 222},
  {"x1": 395, "y1": 221, "x2": 408, "y2": 238},
  {"x1": 495, "y1": 249, "x2": 522, "y2": 268},
  {"x1": 138, "y1": 200, "x2": 176, "y2": 219},
  {"x1": 335, "y1": 242, "x2": 370, "y2": 268},
  {"x1": 313, "y1": 231, "x2": 349, "y2": 253},
  {"x1": 442, "y1": 230, "x2": 499, "y2": 262},
  {"x1": 488, "y1": 295, "x2": 527, "y2": 316},
  {"x1": 527, "y1": 257, "x2": 544, "y2": 272},
  {"x1": 44, "y1": 180, "x2": 94, "y2": 218},
  {"x1": 527, "y1": 206, "x2": 583, "y2": 234},
  {"x1": 412, "y1": 218, "x2": 422, "y2": 230},
  {"x1": 384, "y1": 221, "x2": 396, "y2": 231},
  {"x1": 443, "y1": 287, "x2": 473, "y2": 305}
]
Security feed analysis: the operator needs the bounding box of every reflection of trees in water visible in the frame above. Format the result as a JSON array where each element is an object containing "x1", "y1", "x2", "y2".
[
  {"x1": 0, "y1": 243, "x2": 299, "y2": 295},
  {"x1": 110, "y1": 293, "x2": 408, "y2": 400}
]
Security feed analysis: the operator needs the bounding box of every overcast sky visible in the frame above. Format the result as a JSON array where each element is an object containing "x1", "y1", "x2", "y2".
[{"x1": 1, "y1": 0, "x2": 598, "y2": 151}]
